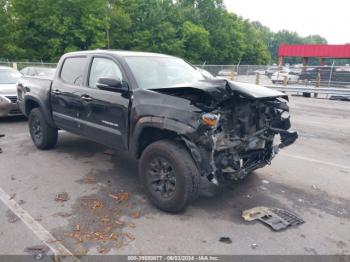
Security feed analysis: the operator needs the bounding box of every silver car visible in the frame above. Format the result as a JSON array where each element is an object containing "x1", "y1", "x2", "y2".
[{"x1": 0, "y1": 66, "x2": 22, "y2": 117}]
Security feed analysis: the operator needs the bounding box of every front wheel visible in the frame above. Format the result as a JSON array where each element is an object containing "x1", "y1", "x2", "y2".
[
  {"x1": 139, "y1": 140, "x2": 200, "y2": 213},
  {"x1": 28, "y1": 108, "x2": 58, "y2": 150}
]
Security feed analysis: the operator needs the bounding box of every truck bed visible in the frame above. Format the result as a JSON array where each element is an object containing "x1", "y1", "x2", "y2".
[{"x1": 17, "y1": 76, "x2": 53, "y2": 118}]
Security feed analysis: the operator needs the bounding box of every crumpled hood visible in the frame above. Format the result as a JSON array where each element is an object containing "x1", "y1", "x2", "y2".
[
  {"x1": 0, "y1": 84, "x2": 17, "y2": 96},
  {"x1": 151, "y1": 79, "x2": 287, "y2": 102}
]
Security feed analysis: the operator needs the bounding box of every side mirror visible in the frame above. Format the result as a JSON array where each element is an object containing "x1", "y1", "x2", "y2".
[{"x1": 96, "y1": 78, "x2": 128, "y2": 93}]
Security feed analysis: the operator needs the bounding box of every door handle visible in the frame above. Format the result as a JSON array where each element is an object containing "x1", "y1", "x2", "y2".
[
  {"x1": 52, "y1": 90, "x2": 61, "y2": 95},
  {"x1": 81, "y1": 95, "x2": 92, "y2": 102}
]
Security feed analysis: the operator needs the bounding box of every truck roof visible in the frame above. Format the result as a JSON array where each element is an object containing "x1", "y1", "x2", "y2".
[{"x1": 64, "y1": 50, "x2": 173, "y2": 58}]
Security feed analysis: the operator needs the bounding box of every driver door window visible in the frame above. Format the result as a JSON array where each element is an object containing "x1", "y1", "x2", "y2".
[{"x1": 89, "y1": 58, "x2": 123, "y2": 88}]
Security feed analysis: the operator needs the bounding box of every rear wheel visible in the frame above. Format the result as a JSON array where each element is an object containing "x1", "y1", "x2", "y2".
[
  {"x1": 28, "y1": 108, "x2": 58, "y2": 150},
  {"x1": 139, "y1": 140, "x2": 200, "y2": 213}
]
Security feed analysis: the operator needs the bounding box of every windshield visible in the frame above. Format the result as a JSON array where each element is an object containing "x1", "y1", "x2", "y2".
[
  {"x1": 0, "y1": 69, "x2": 21, "y2": 84},
  {"x1": 125, "y1": 56, "x2": 204, "y2": 90}
]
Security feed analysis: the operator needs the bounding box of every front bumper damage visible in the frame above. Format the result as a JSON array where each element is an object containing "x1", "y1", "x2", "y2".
[
  {"x1": 183, "y1": 98, "x2": 298, "y2": 184},
  {"x1": 150, "y1": 79, "x2": 298, "y2": 185}
]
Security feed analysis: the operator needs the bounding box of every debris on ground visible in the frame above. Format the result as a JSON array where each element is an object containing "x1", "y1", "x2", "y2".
[
  {"x1": 130, "y1": 211, "x2": 141, "y2": 219},
  {"x1": 54, "y1": 192, "x2": 70, "y2": 202},
  {"x1": 79, "y1": 197, "x2": 98, "y2": 201},
  {"x1": 83, "y1": 176, "x2": 96, "y2": 184},
  {"x1": 103, "y1": 149, "x2": 115, "y2": 156},
  {"x1": 261, "y1": 180, "x2": 270, "y2": 185},
  {"x1": 97, "y1": 246, "x2": 110, "y2": 254},
  {"x1": 109, "y1": 192, "x2": 129, "y2": 203},
  {"x1": 219, "y1": 237, "x2": 232, "y2": 244},
  {"x1": 9, "y1": 193, "x2": 16, "y2": 200},
  {"x1": 64, "y1": 230, "x2": 118, "y2": 243},
  {"x1": 7, "y1": 210, "x2": 20, "y2": 224},
  {"x1": 100, "y1": 217, "x2": 111, "y2": 225},
  {"x1": 127, "y1": 222, "x2": 136, "y2": 228},
  {"x1": 24, "y1": 245, "x2": 49, "y2": 259},
  {"x1": 242, "y1": 207, "x2": 304, "y2": 231},
  {"x1": 251, "y1": 243, "x2": 258, "y2": 249},
  {"x1": 91, "y1": 200, "x2": 104, "y2": 210},
  {"x1": 53, "y1": 212, "x2": 72, "y2": 218},
  {"x1": 18, "y1": 200, "x2": 26, "y2": 205},
  {"x1": 115, "y1": 220, "x2": 125, "y2": 227},
  {"x1": 74, "y1": 246, "x2": 87, "y2": 256},
  {"x1": 46, "y1": 239, "x2": 63, "y2": 244},
  {"x1": 124, "y1": 232, "x2": 135, "y2": 241}
]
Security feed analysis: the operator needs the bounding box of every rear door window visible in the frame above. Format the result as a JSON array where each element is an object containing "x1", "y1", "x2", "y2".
[{"x1": 60, "y1": 57, "x2": 87, "y2": 86}]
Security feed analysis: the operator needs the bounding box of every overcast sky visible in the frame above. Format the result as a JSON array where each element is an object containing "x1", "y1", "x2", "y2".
[{"x1": 224, "y1": 0, "x2": 349, "y2": 44}]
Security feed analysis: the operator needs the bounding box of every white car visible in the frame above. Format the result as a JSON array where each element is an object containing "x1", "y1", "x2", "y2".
[
  {"x1": 0, "y1": 66, "x2": 22, "y2": 117},
  {"x1": 271, "y1": 69, "x2": 299, "y2": 84}
]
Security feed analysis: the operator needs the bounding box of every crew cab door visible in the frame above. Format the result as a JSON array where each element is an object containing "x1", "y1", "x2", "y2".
[
  {"x1": 79, "y1": 56, "x2": 130, "y2": 150},
  {"x1": 51, "y1": 56, "x2": 87, "y2": 133}
]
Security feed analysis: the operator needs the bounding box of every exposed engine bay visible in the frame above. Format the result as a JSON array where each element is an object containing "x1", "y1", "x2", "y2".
[
  {"x1": 151, "y1": 79, "x2": 298, "y2": 184},
  {"x1": 211, "y1": 96, "x2": 297, "y2": 181}
]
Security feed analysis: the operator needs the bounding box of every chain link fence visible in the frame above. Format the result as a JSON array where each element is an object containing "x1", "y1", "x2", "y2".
[
  {"x1": 1, "y1": 61, "x2": 350, "y2": 88},
  {"x1": 0, "y1": 61, "x2": 57, "y2": 71},
  {"x1": 196, "y1": 64, "x2": 350, "y2": 88}
]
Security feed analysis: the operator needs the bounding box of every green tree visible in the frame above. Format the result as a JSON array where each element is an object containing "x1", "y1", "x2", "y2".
[
  {"x1": 0, "y1": 0, "x2": 13, "y2": 59},
  {"x1": 8, "y1": 0, "x2": 108, "y2": 61},
  {"x1": 181, "y1": 21, "x2": 209, "y2": 63},
  {"x1": 0, "y1": 0, "x2": 329, "y2": 65}
]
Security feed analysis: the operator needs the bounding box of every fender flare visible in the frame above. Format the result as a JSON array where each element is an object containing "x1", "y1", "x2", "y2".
[
  {"x1": 130, "y1": 116, "x2": 199, "y2": 160},
  {"x1": 24, "y1": 95, "x2": 57, "y2": 128}
]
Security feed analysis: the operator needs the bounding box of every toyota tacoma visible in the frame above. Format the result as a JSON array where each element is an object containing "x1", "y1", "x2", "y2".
[{"x1": 17, "y1": 51, "x2": 298, "y2": 212}]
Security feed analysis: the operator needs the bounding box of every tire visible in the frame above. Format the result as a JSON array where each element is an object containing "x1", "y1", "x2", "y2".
[
  {"x1": 28, "y1": 108, "x2": 58, "y2": 150},
  {"x1": 139, "y1": 140, "x2": 200, "y2": 213}
]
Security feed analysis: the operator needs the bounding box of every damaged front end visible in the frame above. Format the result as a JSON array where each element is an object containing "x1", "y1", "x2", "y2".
[
  {"x1": 197, "y1": 96, "x2": 297, "y2": 183},
  {"x1": 151, "y1": 79, "x2": 298, "y2": 184}
]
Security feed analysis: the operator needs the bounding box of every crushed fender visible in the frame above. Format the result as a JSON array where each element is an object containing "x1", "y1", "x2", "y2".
[{"x1": 242, "y1": 207, "x2": 304, "y2": 231}]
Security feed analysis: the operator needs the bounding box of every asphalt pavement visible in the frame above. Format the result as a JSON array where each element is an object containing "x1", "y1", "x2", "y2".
[{"x1": 0, "y1": 96, "x2": 349, "y2": 257}]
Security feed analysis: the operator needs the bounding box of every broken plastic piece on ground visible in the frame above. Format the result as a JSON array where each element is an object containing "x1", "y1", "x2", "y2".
[
  {"x1": 251, "y1": 243, "x2": 258, "y2": 249},
  {"x1": 219, "y1": 237, "x2": 232, "y2": 244},
  {"x1": 242, "y1": 207, "x2": 304, "y2": 231},
  {"x1": 24, "y1": 245, "x2": 49, "y2": 258},
  {"x1": 54, "y1": 192, "x2": 69, "y2": 202}
]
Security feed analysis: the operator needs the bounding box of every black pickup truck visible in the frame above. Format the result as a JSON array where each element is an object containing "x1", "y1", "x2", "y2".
[{"x1": 17, "y1": 50, "x2": 298, "y2": 212}]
